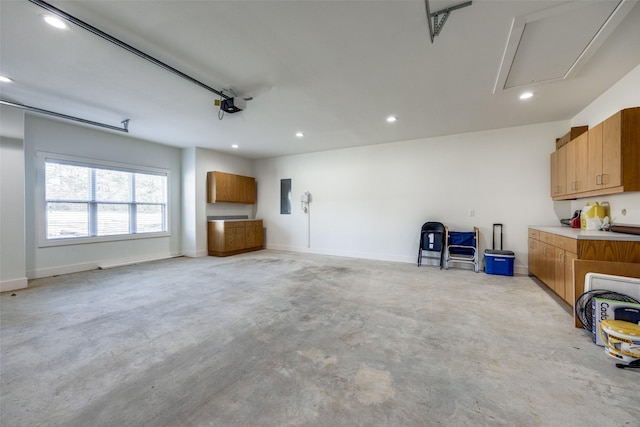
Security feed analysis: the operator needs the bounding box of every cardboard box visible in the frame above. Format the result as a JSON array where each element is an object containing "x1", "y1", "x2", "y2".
[
  {"x1": 592, "y1": 298, "x2": 640, "y2": 346},
  {"x1": 555, "y1": 125, "x2": 588, "y2": 149}
]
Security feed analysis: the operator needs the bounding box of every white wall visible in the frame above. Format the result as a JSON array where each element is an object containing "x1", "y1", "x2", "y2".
[
  {"x1": 570, "y1": 64, "x2": 640, "y2": 225},
  {"x1": 254, "y1": 121, "x2": 570, "y2": 273},
  {"x1": 0, "y1": 136, "x2": 27, "y2": 291},
  {"x1": 4, "y1": 65, "x2": 638, "y2": 285},
  {"x1": 23, "y1": 114, "x2": 183, "y2": 278},
  {"x1": 253, "y1": 64, "x2": 640, "y2": 272},
  {"x1": 182, "y1": 147, "x2": 198, "y2": 257}
]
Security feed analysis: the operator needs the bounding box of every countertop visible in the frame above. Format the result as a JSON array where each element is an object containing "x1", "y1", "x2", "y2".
[
  {"x1": 529, "y1": 226, "x2": 640, "y2": 241},
  {"x1": 207, "y1": 218, "x2": 262, "y2": 223}
]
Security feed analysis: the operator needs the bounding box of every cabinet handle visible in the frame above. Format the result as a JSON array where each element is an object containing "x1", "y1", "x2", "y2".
[
  {"x1": 595, "y1": 174, "x2": 602, "y2": 185},
  {"x1": 602, "y1": 174, "x2": 607, "y2": 185}
]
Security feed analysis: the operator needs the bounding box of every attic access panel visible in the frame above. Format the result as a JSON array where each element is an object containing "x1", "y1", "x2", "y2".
[{"x1": 494, "y1": 1, "x2": 636, "y2": 92}]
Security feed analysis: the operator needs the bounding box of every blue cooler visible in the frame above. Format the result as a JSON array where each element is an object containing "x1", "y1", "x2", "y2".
[{"x1": 484, "y1": 249, "x2": 515, "y2": 276}]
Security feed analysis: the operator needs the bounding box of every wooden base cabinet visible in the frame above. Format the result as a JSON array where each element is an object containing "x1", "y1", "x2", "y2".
[
  {"x1": 208, "y1": 220, "x2": 263, "y2": 256},
  {"x1": 528, "y1": 229, "x2": 577, "y2": 306},
  {"x1": 528, "y1": 227, "x2": 640, "y2": 309}
]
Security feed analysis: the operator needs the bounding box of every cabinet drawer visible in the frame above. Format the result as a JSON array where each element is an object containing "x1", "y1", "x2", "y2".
[
  {"x1": 528, "y1": 229, "x2": 539, "y2": 240},
  {"x1": 553, "y1": 235, "x2": 578, "y2": 254},
  {"x1": 224, "y1": 221, "x2": 245, "y2": 229},
  {"x1": 539, "y1": 231, "x2": 554, "y2": 244},
  {"x1": 245, "y1": 220, "x2": 263, "y2": 228}
]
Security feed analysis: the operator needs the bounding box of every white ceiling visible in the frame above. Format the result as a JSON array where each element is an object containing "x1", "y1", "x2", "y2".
[{"x1": 1, "y1": 0, "x2": 639, "y2": 159}]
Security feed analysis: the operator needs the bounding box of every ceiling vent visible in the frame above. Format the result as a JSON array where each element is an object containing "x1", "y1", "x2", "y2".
[{"x1": 494, "y1": 1, "x2": 636, "y2": 93}]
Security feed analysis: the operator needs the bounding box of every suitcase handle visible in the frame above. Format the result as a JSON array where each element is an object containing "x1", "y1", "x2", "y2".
[{"x1": 492, "y1": 223, "x2": 503, "y2": 250}]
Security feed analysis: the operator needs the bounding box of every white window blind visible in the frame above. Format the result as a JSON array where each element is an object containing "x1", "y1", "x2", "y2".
[{"x1": 44, "y1": 158, "x2": 168, "y2": 241}]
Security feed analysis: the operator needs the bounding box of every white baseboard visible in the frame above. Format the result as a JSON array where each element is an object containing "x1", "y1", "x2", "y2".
[
  {"x1": 27, "y1": 252, "x2": 181, "y2": 279},
  {"x1": 267, "y1": 243, "x2": 531, "y2": 276},
  {"x1": 0, "y1": 277, "x2": 28, "y2": 293},
  {"x1": 98, "y1": 253, "x2": 181, "y2": 269},
  {"x1": 27, "y1": 261, "x2": 100, "y2": 279},
  {"x1": 266, "y1": 243, "x2": 420, "y2": 264}
]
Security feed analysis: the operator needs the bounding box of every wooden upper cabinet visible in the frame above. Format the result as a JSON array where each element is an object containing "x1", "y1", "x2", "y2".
[
  {"x1": 207, "y1": 171, "x2": 257, "y2": 204},
  {"x1": 551, "y1": 107, "x2": 640, "y2": 200}
]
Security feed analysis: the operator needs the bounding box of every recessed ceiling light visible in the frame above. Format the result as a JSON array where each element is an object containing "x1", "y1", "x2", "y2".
[
  {"x1": 519, "y1": 91, "x2": 533, "y2": 100},
  {"x1": 231, "y1": 144, "x2": 239, "y2": 149},
  {"x1": 44, "y1": 15, "x2": 67, "y2": 29},
  {"x1": 295, "y1": 132, "x2": 304, "y2": 138},
  {"x1": 0, "y1": 75, "x2": 13, "y2": 83},
  {"x1": 386, "y1": 116, "x2": 397, "y2": 123}
]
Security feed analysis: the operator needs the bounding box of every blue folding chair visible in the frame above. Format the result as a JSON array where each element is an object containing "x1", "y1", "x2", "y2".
[{"x1": 445, "y1": 227, "x2": 479, "y2": 272}]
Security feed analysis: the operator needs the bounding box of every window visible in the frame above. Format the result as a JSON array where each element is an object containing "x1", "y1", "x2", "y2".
[{"x1": 41, "y1": 154, "x2": 168, "y2": 245}]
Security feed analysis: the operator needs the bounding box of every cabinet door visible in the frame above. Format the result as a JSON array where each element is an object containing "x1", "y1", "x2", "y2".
[
  {"x1": 245, "y1": 221, "x2": 263, "y2": 248},
  {"x1": 234, "y1": 226, "x2": 246, "y2": 250},
  {"x1": 528, "y1": 238, "x2": 540, "y2": 276},
  {"x1": 209, "y1": 171, "x2": 233, "y2": 202},
  {"x1": 565, "y1": 139, "x2": 576, "y2": 194},
  {"x1": 587, "y1": 123, "x2": 603, "y2": 191},
  {"x1": 245, "y1": 177, "x2": 257, "y2": 204},
  {"x1": 550, "y1": 151, "x2": 558, "y2": 197},
  {"x1": 540, "y1": 243, "x2": 556, "y2": 291},
  {"x1": 556, "y1": 145, "x2": 567, "y2": 196},
  {"x1": 208, "y1": 222, "x2": 223, "y2": 252},
  {"x1": 602, "y1": 111, "x2": 622, "y2": 189},
  {"x1": 554, "y1": 251, "x2": 565, "y2": 300},
  {"x1": 224, "y1": 222, "x2": 245, "y2": 251},
  {"x1": 563, "y1": 251, "x2": 578, "y2": 305},
  {"x1": 550, "y1": 149, "x2": 567, "y2": 197},
  {"x1": 567, "y1": 132, "x2": 589, "y2": 194},
  {"x1": 238, "y1": 176, "x2": 256, "y2": 204}
]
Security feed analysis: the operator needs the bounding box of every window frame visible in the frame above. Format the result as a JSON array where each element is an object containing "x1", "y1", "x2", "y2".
[{"x1": 37, "y1": 152, "x2": 170, "y2": 247}]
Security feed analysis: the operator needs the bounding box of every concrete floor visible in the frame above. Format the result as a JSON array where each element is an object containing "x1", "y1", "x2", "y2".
[{"x1": 1, "y1": 251, "x2": 638, "y2": 426}]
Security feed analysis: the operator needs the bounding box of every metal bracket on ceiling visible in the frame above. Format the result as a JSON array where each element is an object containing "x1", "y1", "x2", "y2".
[
  {"x1": 0, "y1": 99, "x2": 130, "y2": 133},
  {"x1": 425, "y1": 1, "x2": 473, "y2": 43}
]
